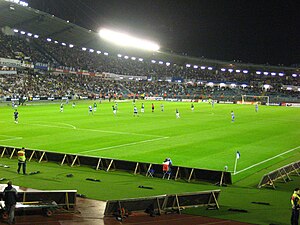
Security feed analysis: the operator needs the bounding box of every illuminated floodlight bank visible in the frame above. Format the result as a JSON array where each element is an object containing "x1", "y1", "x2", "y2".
[{"x1": 99, "y1": 28, "x2": 160, "y2": 51}]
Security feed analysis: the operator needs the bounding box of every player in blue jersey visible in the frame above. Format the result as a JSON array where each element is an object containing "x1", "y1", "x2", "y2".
[
  {"x1": 14, "y1": 109, "x2": 19, "y2": 123},
  {"x1": 231, "y1": 111, "x2": 235, "y2": 122}
]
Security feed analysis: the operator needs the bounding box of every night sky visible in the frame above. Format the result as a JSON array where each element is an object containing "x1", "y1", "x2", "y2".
[{"x1": 27, "y1": 0, "x2": 300, "y2": 66}]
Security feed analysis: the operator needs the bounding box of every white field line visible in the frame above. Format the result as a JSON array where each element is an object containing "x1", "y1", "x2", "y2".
[
  {"x1": 234, "y1": 145, "x2": 300, "y2": 175},
  {"x1": 27, "y1": 122, "x2": 164, "y2": 138},
  {"x1": 80, "y1": 136, "x2": 169, "y2": 154},
  {"x1": 0, "y1": 135, "x2": 23, "y2": 142},
  {"x1": 29, "y1": 122, "x2": 77, "y2": 130}
]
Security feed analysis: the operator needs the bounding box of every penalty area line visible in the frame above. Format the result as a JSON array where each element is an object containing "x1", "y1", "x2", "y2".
[
  {"x1": 80, "y1": 136, "x2": 169, "y2": 154},
  {"x1": 234, "y1": 145, "x2": 300, "y2": 175}
]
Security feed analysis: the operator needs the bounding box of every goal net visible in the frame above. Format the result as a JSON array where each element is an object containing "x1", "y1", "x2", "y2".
[{"x1": 241, "y1": 95, "x2": 269, "y2": 105}]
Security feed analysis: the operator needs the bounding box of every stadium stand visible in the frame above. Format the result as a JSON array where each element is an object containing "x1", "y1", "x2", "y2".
[{"x1": 0, "y1": 23, "x2": 299, "y2": 103}]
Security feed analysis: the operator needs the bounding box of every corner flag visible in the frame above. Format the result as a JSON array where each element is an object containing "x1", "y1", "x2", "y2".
[
  {"x1": 236, "y1": 151, "x2": 240, "y2": 159},
  {"x1": 234, "y1": 151, "x2": 240, "y2": 175}
]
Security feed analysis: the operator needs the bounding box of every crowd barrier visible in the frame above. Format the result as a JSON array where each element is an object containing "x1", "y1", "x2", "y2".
[
  {"x1": 0, "y1": 146, "x2": 232, "y2": 185},
  {"x1": 257, "y1": 160, "x2": 300, "y2": 189},
  {"x1": 104, "y1": 190, "x2": 221, "y2": 216}
]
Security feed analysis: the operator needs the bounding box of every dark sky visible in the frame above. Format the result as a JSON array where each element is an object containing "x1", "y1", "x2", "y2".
[{"x1": 27, "y1": 0, "x2": 300, "y2": 66}]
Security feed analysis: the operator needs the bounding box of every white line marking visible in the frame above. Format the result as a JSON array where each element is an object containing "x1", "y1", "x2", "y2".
[
  {"x1": 0, "y1": 135, "x2": 23, "y2": 142},
  {"x1": 80, "y1": 136, "x2": 169, "y2": 154},
  {"x1": 29, "y1": 122, "x2": 77, "y2": 130},
  {"x1": 234, "y1": 145, "x2": 300, "y2": 175},
  {"x1": 26, "y1": 123, "x2": 164, "y2": 138}
]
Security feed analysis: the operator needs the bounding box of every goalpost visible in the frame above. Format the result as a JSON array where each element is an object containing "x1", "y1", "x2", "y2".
[{"x1": 241, "y1": 95, "x2": 270, "y2": 105}]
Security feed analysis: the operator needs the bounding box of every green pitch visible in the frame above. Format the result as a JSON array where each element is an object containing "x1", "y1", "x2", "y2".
[{"x1": 1, "y1": 100, "x2": 299, "y2": 181}]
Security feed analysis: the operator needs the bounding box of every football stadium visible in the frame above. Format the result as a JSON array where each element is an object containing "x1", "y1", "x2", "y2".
[{"x1": 0, "y1": 1, "x2": 300, "y2": 224}]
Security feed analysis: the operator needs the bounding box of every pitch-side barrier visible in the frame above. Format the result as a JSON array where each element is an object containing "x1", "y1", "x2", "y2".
[
  {"x1": 257, "y1": 160, "x2": 300, "y2": 189},
  {"x1": 104, "y1": 190, "x2": 221, "y2": 217},
  {"x1": 0, "y1": 146, "x2": 232, "y2": 185}
]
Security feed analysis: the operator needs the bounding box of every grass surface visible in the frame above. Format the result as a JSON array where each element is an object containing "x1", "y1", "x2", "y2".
[
  {"x1": 0, "y1": 100, "x2": 300, "y2": 225},
  {"x1": 1, "y1": 100, "x2": 299, "y2": 181}
]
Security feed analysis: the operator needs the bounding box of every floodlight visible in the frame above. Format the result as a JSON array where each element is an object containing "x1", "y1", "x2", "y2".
[
  {"x1": 207, "y1": 82, "x2": 214, "y2": 86},
  {"x1": 82, "y1": 47, "x2": 87, "y2": 51},
  {"x1": 66, "y1": 20, "x2": 70, "y2": 23},
  {"x1": 158, "y1": 61, "x2": 163, "y2": 64},
  {"x1": 124, "y1": 55, "x2": 129, "y2": 59},
  {"x1": 27, "y1": 33, "x2": 32, "y2": 36},
  {"x1": 235, "y1": 69, "x2": 240, "y2": 73},
  {"x1": 20, "y1": 31, "x2": 25, "y2": 34},
  {"x1": 208, "y1": 67, "x2": 213, "y2": 70},
  {"x1": 286, "y1": 87, "x2": 292, "y2": 90},
  {"x1": 89, "y1": 49, "x2": 94, "y2": 53},
  {"x1": 54, "y1": 40, "x2": 58, "y2": 44},
  {"x1": 19, "y1": 1, "x2": 28, "y2": 7},
  {"x1": 241, "y1": 84, "x2": 247, "y2": 88},
  {"x1": 61, "y1": 42, "x2": 66, "y2": 46},
  {"x1": 131, "y1": 57, "x2": 136, "y2": 60},
  {"x1": 46, "y1": 38, "x2": 51, "y2": 42},
  {"x1": 104, "y1": 52, "x2": 108, "y2": 56},
  {"x1": 292, "y1": 74, "x2": 297, "y2": 77},
  {"x1": 278, "y1": 72, "x2": 284, "y2": 76},
  {"x1": 228, "y1": 69, "x2": 233, "y2": 72},
  {"x1": 193, "y1": 65, "x2": 198, "y2": 69},
  {"x1": 96, "y1": 51, "x2": 101, "y2": 54},
  {"x1": 243, "y1": 70, "x2": 248, "y2": 74},
  {"x1": 263, "y1": 72, "x2": 268, "y2": 75},
  {"x1": 166, "y1": 62, "x2": 171, "y2": 66},
  {"x1": 298, "y1": 88, "x2": 300, "y2": 92},
  {"x1": 151, "y1": 60, "x2": 156, "y2": 63},
  {"x1": 186, "y1": 64, "x2": 191, "y2": 68},
  {"x1": 200, "y1": 66, "x2": 206, "y2": 69},
  {"x1": 256, "y1": 71, "x2": 261, "y2": 75},
  {"x1": 230, "y1": 83, "x2": 236, "y2": 88},
  {"x1": 99, "y1": 28, "x2": 160, "y2": 51},
  {"x1": 138, "y1": 58, "x2": 143, "y2": 62},
  {"x1": 220, "y1": 68, "x2": 226, "y2": 72},
  {"x1": 271, "y1": 72, "x2": 276, "y2": 76},
  {"x1": 33, "y1": 34, "x2": 39, "y2": 38},
  {"x1": 13, "y1": 29, "x2": 18, "y2": 33},
  {"x1": 220, "y1": 83, "x2": 226, "y2": 87},
  {"x1": 69, "y1": 44, "x2": 74, "y2": 48},
  {"x1": 117, "y1": 54, "x2": 122, "y2": 57}
]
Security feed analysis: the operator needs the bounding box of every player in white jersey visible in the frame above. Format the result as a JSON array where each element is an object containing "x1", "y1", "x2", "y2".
[
  {"x1": 176, "y1": 108, "x2": 180, "y2": 119},
  {"x1": 133, "y1": 106, "x2": 138, "y2": 117},
  {"x1": 88, "y1": 105, "x2": 93, "y2": 115},
  {"x1": 141, "y1": 103, "x2": 145, "y2": 113}
]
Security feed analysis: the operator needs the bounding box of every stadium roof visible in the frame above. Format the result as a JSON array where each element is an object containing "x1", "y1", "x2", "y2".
[
  {"x1": 0, "y1": 0, "x2": 299, "y2": 73},
  {"x1": 0, "y1": 0, "x2": 100, "y2": 47}
]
